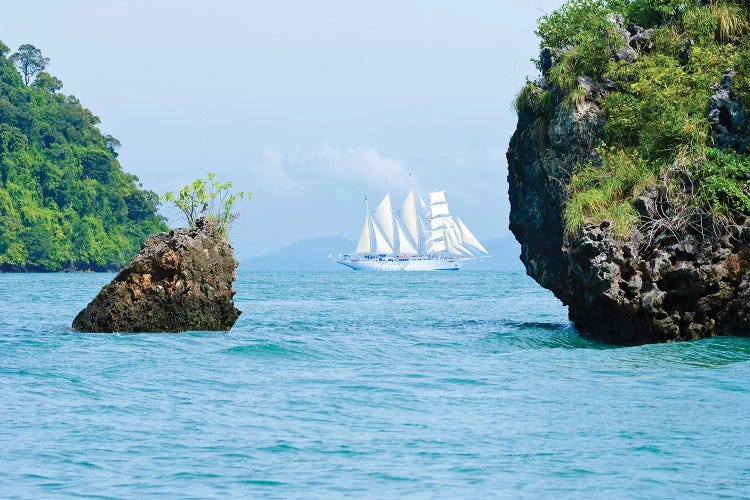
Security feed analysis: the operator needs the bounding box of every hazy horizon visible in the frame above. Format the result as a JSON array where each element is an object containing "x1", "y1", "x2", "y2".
[{"x1": 2, "y1": 0, "x2": 564, "y2": 258}]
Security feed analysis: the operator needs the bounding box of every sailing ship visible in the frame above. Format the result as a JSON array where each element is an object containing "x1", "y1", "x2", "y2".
[{"x1": 336, "y1": 181, "x2": 490, "y2": 271}]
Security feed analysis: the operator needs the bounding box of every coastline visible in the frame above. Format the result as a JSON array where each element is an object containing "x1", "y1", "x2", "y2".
[{"x1": 0, "y1": 263, "x2": 121, "y2": 273}]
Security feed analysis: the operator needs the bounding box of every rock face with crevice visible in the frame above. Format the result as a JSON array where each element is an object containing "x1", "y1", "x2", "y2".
[
  {"x1": 72, "y1": 219, "x2": 241, "y2": 333},
  {"x1": 709, "y1": 69, "x2": 748, "y2": 153},
  {"x1": 508, "y1": 17, "x2": 750, "y2": 346}
]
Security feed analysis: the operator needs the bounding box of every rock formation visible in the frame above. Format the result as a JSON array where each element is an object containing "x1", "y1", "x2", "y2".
[
  {"x1": 508, "y1": 17, "x2": 750, "y2": 345},
  {"x1": 709, "y1": 69, "x2": 748, "y2": 154},
  {"x1": 72, "y1": 219, "x2": 241, "y2": 332}
]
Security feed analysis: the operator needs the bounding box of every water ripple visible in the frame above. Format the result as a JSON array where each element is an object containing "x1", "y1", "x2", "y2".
[{"x1": 0, "y1": 271, "x2": 748, "y2": 498}]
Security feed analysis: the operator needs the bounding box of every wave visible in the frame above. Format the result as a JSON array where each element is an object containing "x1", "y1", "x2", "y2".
[{"x1": 220, "y1": 342, "x2": 314, "y2": 359}]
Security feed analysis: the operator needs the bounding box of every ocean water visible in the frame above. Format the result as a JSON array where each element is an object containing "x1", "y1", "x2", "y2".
[{"x1": 1, "y1": 271, "x2": 749, "y2": 499}]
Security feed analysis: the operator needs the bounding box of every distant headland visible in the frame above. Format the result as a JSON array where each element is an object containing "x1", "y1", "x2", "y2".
[{"x1": 0, "y1": 42, "x2": 166, "y2": 272}]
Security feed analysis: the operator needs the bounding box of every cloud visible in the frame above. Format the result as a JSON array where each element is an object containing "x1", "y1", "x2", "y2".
[
  {"x1": 246, "y1": 144, "x2": 409, "y2": 198},
  {"x1": 246, "y1": 148, "x2": 300, "y2": 196},
  {"x1": 313, "y1": 144, "x2": 409, "y2": 187}
]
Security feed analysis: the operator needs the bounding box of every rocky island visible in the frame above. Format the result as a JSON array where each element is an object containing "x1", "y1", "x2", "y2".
[
  {"x1": 508, "y1": 0, "x2": 750, "y2": 345},
  {"x1": 72, "y1": 219, "x2": 241, "y2": 333}
]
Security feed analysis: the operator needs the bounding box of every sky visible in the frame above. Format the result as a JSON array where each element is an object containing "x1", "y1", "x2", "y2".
[{"x1": 2, "y1": 0, "x2": 564, "y2": 258}]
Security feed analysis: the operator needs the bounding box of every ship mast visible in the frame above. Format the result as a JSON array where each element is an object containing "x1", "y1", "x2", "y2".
[
  {"x1": 409, "y1": 174, "x2": 421, "y2": 255},
  {"x1": 388, "y1": 193, "x2": 396, "y2": 255},
  {"x1": 365, "y1": 195, "x2": 372, "y2": 254}
]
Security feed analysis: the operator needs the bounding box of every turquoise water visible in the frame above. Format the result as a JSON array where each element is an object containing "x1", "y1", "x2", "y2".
[{"x1": 1, "y1": 271, "x2": 749, "y2": 498}]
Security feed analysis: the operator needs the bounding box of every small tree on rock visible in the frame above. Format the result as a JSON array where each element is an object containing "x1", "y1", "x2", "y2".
[
  {"x1": 11, "y1": 44, "x2": 50, "y2": 85},
  {"x1": 163, "y1": 173, "x2": 251, "y2": 236}
]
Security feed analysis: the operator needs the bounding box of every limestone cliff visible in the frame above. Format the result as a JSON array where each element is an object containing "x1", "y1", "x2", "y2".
[{"x1": 508, "y1": 13, "x2": 750, "y2": 345}]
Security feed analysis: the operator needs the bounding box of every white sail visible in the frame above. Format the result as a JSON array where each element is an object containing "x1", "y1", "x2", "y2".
[
  {"x1": 419, "y1": 195, "x2": 430, "y2": 218},
  {"x1": 394, "y1": 216, "x2": 418, "y2": 254},
  {"x1": 430, "y1": 217, "x2": 449, "y2": 231},
  {"x1": 418, "y1": 216, "x2": 429, "y2": 247},
  {"x1": 373, "y1": 193, "x2": 396, "y2": 250},
  {"x1": 426, "y1": 216, "x2": 450, "y2": 251},
  {"x1": 425, "y1": 233, "x2": 443, "y2": 247},
  {"x1": 355, "y1": 213, "x2": 372, "y2": 254},
  {"x1": 445, "y1": 219, "x2": 473, "y2": 256},
  {"x1": 426, "y1": 237, "x2": 446, "y2": 253},
  {"x1": 455, "y1": 216, "x2": 489, "y2": 255},
  {"x1": 371, "y1": 217, "x2": 395, "y2": 254},
  {"x1": 429, "y1": 191, "x2": 447, "y2": 205},
  {"x1": 445, "y1": 231, "x2": 466, "y2": 256},
  {"x1": 427, "y1": 239, "x2": 446, "y2": 253},
  {"x1": 430, "y1": 203, "x2": 450, "y2": 218},
  {"x1": 398, "y1": 189, "x2": 421, "y2": 253}
]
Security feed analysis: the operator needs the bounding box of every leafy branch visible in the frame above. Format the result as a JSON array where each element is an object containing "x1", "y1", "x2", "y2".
[{"x1": 163, "y1": 173, "x2": 252, "y2": 235}]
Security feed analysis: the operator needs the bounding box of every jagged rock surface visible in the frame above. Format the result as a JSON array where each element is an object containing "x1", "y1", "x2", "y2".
[
  {"x1": 564, "y1": 223, "x2": 750, "y2": 344},
  {"x1": 508, "y1": 38, "x2": 750, "y2": 346},
  {"x1": 709, "y1": 69, "x2": 748, "y2": 153},
  {"x1": 72, "y1": 220, "x2": 241, "y2": 333}
]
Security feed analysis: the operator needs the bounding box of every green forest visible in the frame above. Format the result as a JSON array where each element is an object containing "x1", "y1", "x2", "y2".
[
  {"x1": 517, "y1": 0, "x2": 750, "y2": 238},
  {"x1": 0, "y1": 42, "x2": 166, "y2": 271}
]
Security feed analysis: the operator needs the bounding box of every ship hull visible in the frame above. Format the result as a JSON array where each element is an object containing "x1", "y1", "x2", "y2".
[{"x1": 337, "y1": 256, "x2": 462, "y2": 271}]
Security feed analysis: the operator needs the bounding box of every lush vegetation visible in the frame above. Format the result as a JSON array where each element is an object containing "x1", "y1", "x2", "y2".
[
  {"x1": 523, "y1": 0, "x2": 750, "y2": 238},
  {"x1": 0, "y1": 42, "x2": 166, "y2": 271},
  {"x1": 164, "y1": 173, "x2": 251, "y2": 236}
]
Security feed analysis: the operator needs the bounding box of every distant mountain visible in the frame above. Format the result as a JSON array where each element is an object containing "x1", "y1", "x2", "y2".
[
  {"x1": 241, "y1": 237, "x2": 354, "y2": 271},
  {"x1": 464, "y1": 234, "x2": 525, "y2": 271},
  {"x1": 241, "y1": 234, "x2": 525, "y2": 272}
]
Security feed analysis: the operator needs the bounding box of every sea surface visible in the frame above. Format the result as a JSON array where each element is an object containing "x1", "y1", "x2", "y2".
[{"x1": 1, "y1": 271, "x2": 749, "y2": 498}]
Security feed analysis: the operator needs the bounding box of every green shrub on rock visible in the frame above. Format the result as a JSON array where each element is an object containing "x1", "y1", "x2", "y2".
[
  {"x1": 564, "y1": 147, "x2": 657, "y2": 236},
  {"x1": 163, "y1": 173, "x2": 252, "y2": 237},
  {"x1": 696, "y1": 147, "x2": 750, "y2": 217},
  {"x1": 536, "y1": 0, "x2": 625, "y2": 84}
]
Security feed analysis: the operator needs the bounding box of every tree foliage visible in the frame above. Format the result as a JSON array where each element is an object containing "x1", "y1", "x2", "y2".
[
  {"x1": 31, "y1": 72, "x2": 63, "y2": 93},
  {"x1": 163, "y1": 173, "x2": 251, "y2": 236},
  {"x1": 10, "y1": 44, "x2": 49, "y2": 85},
  {"x1": 0, "y1": 41, "x2": 167, "y2": 271}
]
